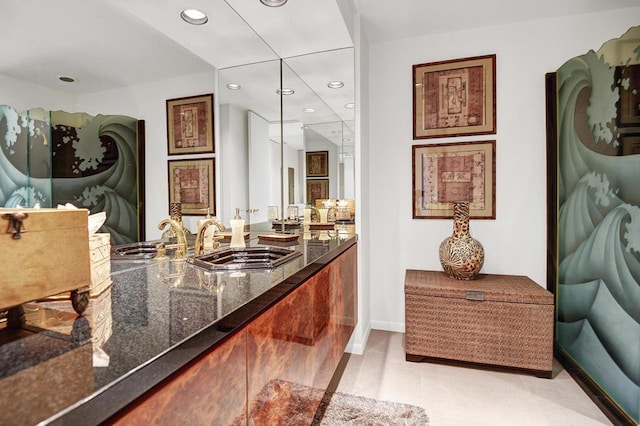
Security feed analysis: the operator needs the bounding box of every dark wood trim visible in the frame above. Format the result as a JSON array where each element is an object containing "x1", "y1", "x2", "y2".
[
  {"x1": 405, "y1": 353, "x2": 552, "y2": 379},
  {"x1": 555, "y1": 345, "x2": 636, "y2": 426},
  {"x1": 544, "y1": 72, "x2": 557, "y2": 296},
  {"x1": 137, "y1": 120, "x2": 146, "y2": 242}
]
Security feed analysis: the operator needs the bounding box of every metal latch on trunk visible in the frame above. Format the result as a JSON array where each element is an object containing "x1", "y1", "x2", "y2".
[{"x1": 2, "y1": 212, "x2": 28, "y2": 240}]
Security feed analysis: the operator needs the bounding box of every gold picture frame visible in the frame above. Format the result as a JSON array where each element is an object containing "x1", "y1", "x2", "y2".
[
  {"x1": 306, "y1": 151, "x2": 329, "y2": 177},
  {"x1": 413, "y1": 55, "x2": 496, "y2": 139},
  {"x1": 306, "y1": 179, "x2": 329, "y2": 205},
  {"x1": 168, "y1": 158, "x2": 215, "y2": 216},
  {"x1": 166, "y1": 93, "x2": 214, "y2": 155},
  {"x1": 412, "y1": 140, "x2": 495, "y2": 219}
]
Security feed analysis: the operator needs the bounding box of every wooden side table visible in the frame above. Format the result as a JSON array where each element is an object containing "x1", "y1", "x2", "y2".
[{"x1": 404, "y1": 269, "x2": 554, "y2": 378}]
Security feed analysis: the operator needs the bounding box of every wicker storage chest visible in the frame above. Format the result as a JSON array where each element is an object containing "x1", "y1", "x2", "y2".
[{"x1": 405, "y1": 270, "x2": 554, "y2": 377}]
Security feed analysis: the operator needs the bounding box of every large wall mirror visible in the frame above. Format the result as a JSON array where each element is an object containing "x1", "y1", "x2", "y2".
[
  {"x1": 219, "y1": 47, "x2": 355, "y2": 225},
  {"x1": 547, "y1": 25, "x2": 640, "y2": 424},
  {"x1": 1, "y1": 0, "x2": 356, "y2": 239}
]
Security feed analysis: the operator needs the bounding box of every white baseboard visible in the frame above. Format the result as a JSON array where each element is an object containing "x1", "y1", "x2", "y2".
[
  {"x1": 345, "y1": 322, "x2": 371, "y2": 355},
  {"x1": 370, "y1": 320, "x2": 405, "y2": 333}
]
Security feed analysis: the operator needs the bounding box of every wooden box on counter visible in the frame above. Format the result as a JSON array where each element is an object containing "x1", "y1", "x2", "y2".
[
  {"x1": 404, "y1": 270, "x2": 554, "y2": 377},
  {"x1": 89, "y1": 232, "x2": 112, "y2": 297},
  {"x1": 0, "y1": 208, "x2": 91, "y2": 310}
]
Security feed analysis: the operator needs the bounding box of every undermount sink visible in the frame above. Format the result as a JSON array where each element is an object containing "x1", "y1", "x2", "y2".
[
  {"x1": 111, "y1": 241, "x2": 175, "y2": 261},
  {"x1": 188, "y1": 246, "x2": 302, "y2": 271}
]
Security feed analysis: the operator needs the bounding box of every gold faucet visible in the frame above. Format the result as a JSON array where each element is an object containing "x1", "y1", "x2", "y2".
[
  {"x1": 158, "y1": 218, "x2": 187, "y2": 259},
  {"x1": 194, "y1": 218, "x2": 226, "y2": 255}
]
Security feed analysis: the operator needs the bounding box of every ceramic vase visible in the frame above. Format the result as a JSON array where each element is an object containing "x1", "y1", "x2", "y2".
[{"x1": 439, "y1": 201, "x2": 484, "y2": 280}]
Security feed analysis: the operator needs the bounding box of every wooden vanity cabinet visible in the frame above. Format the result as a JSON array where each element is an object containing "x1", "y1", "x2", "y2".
[{"x1": 111, "y1": 244, "x2": 357, "y2": 425}]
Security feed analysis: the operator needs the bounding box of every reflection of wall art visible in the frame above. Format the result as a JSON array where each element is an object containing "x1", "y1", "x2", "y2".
[
  {"x1": 412, "y1": 140, "x2": 495, "y2": 219},
  {"x1": 166, "y1": 94, "x2": 214, "y2": 155},
  {"x1": 548, "y1": 28, "x2": 640, "y2": 424},
  {"x1": 620, "y1": 133, "x2": 640, "y2": 155},
  {"x1": 0, "y1": 105, "x2": 145, "y2": 244},
  {"x1": 306, "y1": 151, "x2": 328, "y2": 177},
  {"x1": 413, "y1": 55, "x2": 496, "y2": 139},
  {"x1": 306, "y1": 179, "x2": 329, "y2": 205},
  {"x1": 616, "y1": 64, "x2": 640, "y2": 127},
  {"x1": 168, "y1": 158, "x2": 215, "y2": 215}
]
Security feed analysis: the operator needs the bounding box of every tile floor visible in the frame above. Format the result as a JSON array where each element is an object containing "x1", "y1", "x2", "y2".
[{"x1": 332, "y1": 330, "x2": 613, "y2": 426}]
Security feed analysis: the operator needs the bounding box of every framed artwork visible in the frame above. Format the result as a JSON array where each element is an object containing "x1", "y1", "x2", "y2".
[
  {"x1": 166, "y1": 93, "x2": 214, "y2": 155},
  {"x1": 412, "y1": 140, "x2": 495, "y2": 219},
  {"x1": 615, "y1": 64, "x2": 640, "y2": 127},
  {"x1": 620, "y1": 133, "x2": 640, "y2": 155},
  {"x1": 306, "y1": 179, "x2": 329, "y2": 205},
  {"x1": 168, "y1": 158, "x2": 215, "y2": 216},
  {"x1": 306, "y1": 151, "x2": 329, "y2": 177},
  {"x1": 413, "y1": 54, "x2": 496, "y2": 139}
]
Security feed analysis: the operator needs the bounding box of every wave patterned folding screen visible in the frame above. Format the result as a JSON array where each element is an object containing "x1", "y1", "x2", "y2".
[
  {"x1": 0, "y1": 105, "x2": 144, "y2": 244},
  {"x1": 549, "y1": 26, "x2": 640, "y2": 425}
]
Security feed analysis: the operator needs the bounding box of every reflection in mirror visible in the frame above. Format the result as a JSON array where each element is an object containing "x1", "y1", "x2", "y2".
[
  {"x1": 0, "y1": 105, "x2": 145, "y2": 243},
  {"x1": 283, "y1": 48, "x2": 355, "y2": 213},
  {"x1": 552, "y1": 25, "x2": 639, "y2": 424},
  {"x1": 218, "y1": 59, "x2": 282, "y2": 225},
  {"x1": 218, "y1": 47, "x2": 355, "y2": 228},
  {"x1": 281, "y1": 56, "x2": 344, "y2": 217},
  {"x1": 341, "y1": 121, "x2": 356, "y2": 200}
]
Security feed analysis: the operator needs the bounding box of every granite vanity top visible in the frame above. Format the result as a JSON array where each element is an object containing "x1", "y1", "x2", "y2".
[{"x1": 0, "y1": 223, "x2": 356, "y2": 425}]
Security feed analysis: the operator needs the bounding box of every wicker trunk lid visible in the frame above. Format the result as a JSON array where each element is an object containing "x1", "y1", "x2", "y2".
[{"x1": 404, "y1": 270, "x2": 553, "y2": 305}]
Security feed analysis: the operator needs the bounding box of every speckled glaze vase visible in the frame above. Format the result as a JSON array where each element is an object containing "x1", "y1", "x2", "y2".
[{"x1": 439, "y1": 201, "x2": 484, "y2": 280}]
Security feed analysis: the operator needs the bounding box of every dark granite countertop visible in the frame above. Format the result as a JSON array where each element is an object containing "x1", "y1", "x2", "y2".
[{"x1": 0, "y1": 222, "x2": 357, "y2": 425}]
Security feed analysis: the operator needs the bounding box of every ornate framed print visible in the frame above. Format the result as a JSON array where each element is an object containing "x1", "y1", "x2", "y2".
[
  {"x1": 413, "y1": 55, "x2": 496, "y2": 139},
  {"x1": 168, "y1": 158, "x2": 215, "y2": 215},
  {"x1": 412, "y1": 140, "x2": 495, "y2": 219},
  {"x1": 306, "y1": 151, "x2": 329, "y2": 177},
  {"x1": 306, "y1": 179, "x2": 329, "y2": 205},
  {"x1": 166, "y1": 93, "x2": 214, "y2": 155}
]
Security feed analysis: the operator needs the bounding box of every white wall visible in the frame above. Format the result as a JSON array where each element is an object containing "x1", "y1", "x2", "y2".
[
  {"x1": 282, "y1": 143, "x2": 302, "y2": 207},
  {"x1": 365, "y1": 9, "x2": 640, "y2": 332},
  {"x1": 220, "y1": 104, "x2": 249, "y2": 224},
  {"x1": 347, "y1": 13, "x2": 371, "y2": 355},
  {"x1": 248, "y1": 111, "x2": 280, "y2": 223},
  {"x1": 1, "y1": 73, "x2": 76, "y2": 112},
  {"x1": 77, "y1": 71, "x2": 216, "y2": 238}
]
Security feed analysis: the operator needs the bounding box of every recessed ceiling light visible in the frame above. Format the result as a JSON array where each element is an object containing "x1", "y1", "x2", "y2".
[
  {"x1": 260, "y1": 0, "x2": 287, "y2": 6},
  {"x1": 328, "y1": 81, "x2": 344, "y2": 89},
  {"x1": 180, "y1": 9, "x2": 208, "y2": 25},
  {"x1": 303, "y1": 108, "x2": 315, "y2": 113},
  {"x1": 226, "y1": 83, "x2": 241, "y2": 90},
  {"x1": 343, "y1": 138, "x2": 351, "y2": 142},
  {"x1": 276, "y1": 88, "x2": 294, "y2": 95},
  {"x1": 58, "y1": 75, "x2": 75, "y2": 83},
  {"x1": 344, "y1": 103, "x2": 355, "y2": 109}
]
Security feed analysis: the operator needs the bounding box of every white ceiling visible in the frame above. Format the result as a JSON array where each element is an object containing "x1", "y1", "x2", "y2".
[
  {"x1": 4, "y1": 0, "x2": 635, "y2": 95},
  {"x1": 1, "y1": 0, "x2": 636, "y2": 146},
  {"x1": 353, "y1": 0, "x2": 640, "y2": 43}
]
